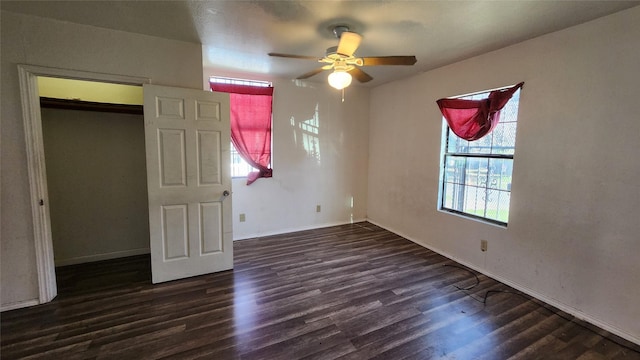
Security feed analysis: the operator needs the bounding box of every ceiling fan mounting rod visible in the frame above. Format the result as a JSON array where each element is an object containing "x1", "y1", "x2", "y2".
[{"x1": 332, "y1": 25, "x2": 350, "y2": 39}]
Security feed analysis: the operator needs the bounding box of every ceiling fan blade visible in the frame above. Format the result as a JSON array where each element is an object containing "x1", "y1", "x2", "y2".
[
  {"x1": 297, "y1": 67, "x2": 325, "y2": 80},
  {"x1": 336, "y1": 32, "x2": 362, "y2": 57},
  {"x1": 361, "y1": 56, "x2": 417, "y2": 66},
  {"x1": 268, "y1": 52, "x2": 319, "y2": 60},
  {"x1": 348, "y1": 67, "x2": 373, "y2": 83}
]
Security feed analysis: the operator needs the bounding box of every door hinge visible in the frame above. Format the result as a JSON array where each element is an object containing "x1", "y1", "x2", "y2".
[{"x1": 39, "y1": 199, "x2": 44, "y2": 206}]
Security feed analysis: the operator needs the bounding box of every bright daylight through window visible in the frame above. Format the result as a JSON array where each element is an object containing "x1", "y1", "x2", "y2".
[
  {"x1": 439, "y1": 86, "x2": 521, "y2": 226},
  {"x1": 209, "y1": 76, "x2": 272, "y2": 178}
]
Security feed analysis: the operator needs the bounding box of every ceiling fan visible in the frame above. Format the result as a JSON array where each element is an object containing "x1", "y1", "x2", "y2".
[{"x1": 268, "y1": 25, "x2": 417, "y2": 90}]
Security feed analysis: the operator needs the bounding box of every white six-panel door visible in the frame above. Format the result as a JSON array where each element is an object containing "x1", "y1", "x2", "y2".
[{"x1": 143, "y1": 84, "x2": 232, "y2": 283}]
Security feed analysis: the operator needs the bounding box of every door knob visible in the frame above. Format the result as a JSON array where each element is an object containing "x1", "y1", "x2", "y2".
[{"x1": 223, "y1": 190, "x2": 230, "y2": 197}]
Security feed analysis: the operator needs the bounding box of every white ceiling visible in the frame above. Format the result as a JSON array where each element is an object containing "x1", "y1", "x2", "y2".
[{"x1": 3, "y1": 1, "x2": 639, "y2": 87}]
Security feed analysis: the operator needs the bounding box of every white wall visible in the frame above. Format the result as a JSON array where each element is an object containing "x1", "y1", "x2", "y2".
[
  {"x1": 1, "y1": 11, "x2": 203, "y2": 309},
  {"x1": 42, "y1": 108, "x2": 149, "y2": 266},
  {"x1": 234, "y1": 80, "x2": 369, "y2": 239},
  {"x1": 367, "y1": 6, "x2": 640, "y2": 342},
  {"x1": 203, "y1": 71, "x2": 370, "y2": 239}
]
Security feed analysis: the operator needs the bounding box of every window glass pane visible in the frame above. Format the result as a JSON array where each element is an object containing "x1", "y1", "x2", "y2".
[
  {"x1": 488, "y1": 158, "x2": 513, "y2": 191},
  {"x1": 483, "y1": 190, "x2": 511, "y2": 223},
  {"x1": 451, "y1": 183, "x2": 465, "y2": 213},
  {"x1": 485, "y1": 189, "x2": 500, "y2": 221},
  {"x1": 462, "y1": 185, "x2": 484, "y2": 217},
  {"x1": 501, "y1": 92, "x2": 520, "y2": 122},
  {"x1": 491, "y1": 122, "x2": 516, "y2": 154},
  {"x1": 443, "y1": 155, "x2": 459, "y2": 185},
  {"x1": 468, "y1": 158, "x2": 486, "y2": 187},
  {"x1": 230, "y1": 143, "x2": 255, "y2": 178},
  {"x1": 468, "y1": 134, "x2": 492, "y2": 154},
  {"x1": 465, "y1": 158, "x2": 478, "y2": 186},
  {"x1": 497, "y1": 191, "x2": 510, "y2": 223},
  {"x1": 443, "y1": 181, "x2": 454, "y2": 209},
  {"x1": 447, "y1": 130, "x2": 462, "y2": 153}
]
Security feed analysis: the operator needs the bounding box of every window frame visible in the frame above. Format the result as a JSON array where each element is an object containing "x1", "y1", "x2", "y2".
[
  {"x1": 437, "y1": 86, "x2": 521, "y2": 227},
  {"x1": 209, "y1": 76, "x2": 273, "y2": 179}
]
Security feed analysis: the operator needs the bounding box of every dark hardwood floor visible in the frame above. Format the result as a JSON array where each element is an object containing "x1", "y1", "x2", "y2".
[{"x1": 2, "y1": 222, "x2": 639, "y2": 359}]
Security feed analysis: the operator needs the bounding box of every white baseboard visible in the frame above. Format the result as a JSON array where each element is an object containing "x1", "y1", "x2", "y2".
[
  {"x1": 54, "y1": 248, "x2": 150, "y2": 267},
  {"x1": 366, "y1": 218, "x2": 640, "y2": 346},
  {"x1": 233, "y1": 218, "x2": 368, "y2": 241},
  {"x1": 1, "y1": 298, "x2": 39, "y2": 312}
]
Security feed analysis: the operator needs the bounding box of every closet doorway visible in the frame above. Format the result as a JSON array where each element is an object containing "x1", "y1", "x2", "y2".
[{"x1": 39, "y1": 79, "x2": 151, "y2": 294}]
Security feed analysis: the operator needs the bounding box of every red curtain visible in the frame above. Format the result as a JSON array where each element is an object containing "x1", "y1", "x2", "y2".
[
  {"x1": 436, "y1": 82, "x2": 524, "y2": 141},
  {"x1": 211, "y1": 83, "x2": 274, "y2": 185}
]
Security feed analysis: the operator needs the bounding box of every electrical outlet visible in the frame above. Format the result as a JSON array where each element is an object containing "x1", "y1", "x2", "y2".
[
  {"x1": 316, "y1": 205, "x2": 321, "y2": 213},
  {"x1": 481, "y1": 239, "x2": 488, "y2": 252},
  {"x1": 239, "y1": 213, "x2": 246, "y2": 222}
]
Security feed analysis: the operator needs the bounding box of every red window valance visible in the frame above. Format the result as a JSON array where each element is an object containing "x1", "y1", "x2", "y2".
[{"x1": 436, "y1": 82, "x2": 524, "y2": 141}]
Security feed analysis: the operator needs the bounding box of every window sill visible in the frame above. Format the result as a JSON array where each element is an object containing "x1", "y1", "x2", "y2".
[{"x1": 437, "y1": 208, "x2": 508, "y2": 229}]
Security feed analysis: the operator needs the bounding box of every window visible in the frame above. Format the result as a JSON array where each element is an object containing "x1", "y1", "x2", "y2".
[
  {"x1": 209, "y1": 77, "x2": 272, "y2": 179},
  {"x1": 439, "y1": 86, "x2": 521, "y2": 226}
]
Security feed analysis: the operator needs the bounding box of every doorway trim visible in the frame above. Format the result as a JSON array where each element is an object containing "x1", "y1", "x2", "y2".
[{"x1": 18, "y1": 64, "x2": 150, "y2": 304}]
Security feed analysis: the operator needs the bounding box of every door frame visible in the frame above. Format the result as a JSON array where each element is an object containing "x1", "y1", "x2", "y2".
[{"x1": 18, "y1": 64, "x2": 150, "y2": 304}]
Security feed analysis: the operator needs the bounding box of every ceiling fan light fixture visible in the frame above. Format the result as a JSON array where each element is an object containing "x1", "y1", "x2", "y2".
[{"x1": 328, "y1": 70, "x2": 352, "y2": 90}]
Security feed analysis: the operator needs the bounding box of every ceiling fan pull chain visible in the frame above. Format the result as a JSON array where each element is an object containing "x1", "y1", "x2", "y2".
[{"x1": 341, "y1": 88, "x2": 345, "y2": 102}]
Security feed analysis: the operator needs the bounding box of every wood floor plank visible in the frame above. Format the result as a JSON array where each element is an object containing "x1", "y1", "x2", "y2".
[{"x1": 2, "y1": 222, "x2": 639, "y2": 359}]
